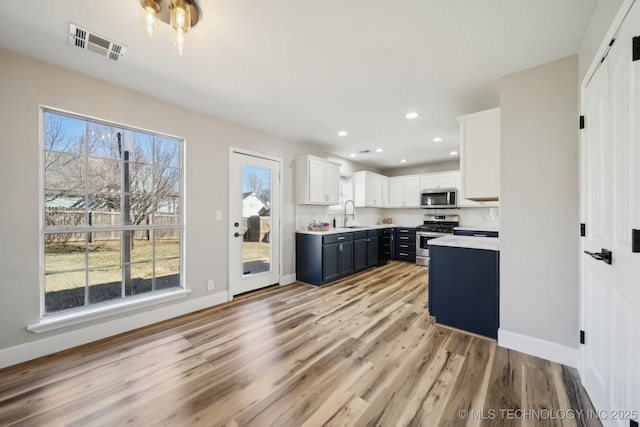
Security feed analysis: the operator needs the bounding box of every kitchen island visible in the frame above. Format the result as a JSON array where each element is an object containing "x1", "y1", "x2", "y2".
[{"x1": 428, "y1": 235, "x2": 500, "y2": 339}]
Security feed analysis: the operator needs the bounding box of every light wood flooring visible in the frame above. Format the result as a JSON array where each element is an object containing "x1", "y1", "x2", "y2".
[{"x1": 0, "y1": 261, "x2": 600, "y2": 426}]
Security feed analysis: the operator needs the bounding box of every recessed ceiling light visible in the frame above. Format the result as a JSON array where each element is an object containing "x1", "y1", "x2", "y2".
[
  {"x1": 400, "y1": 159, "x2": 407, "y2": 163},
  {"x1": 449, "y1": 151, "x2": 459, "y2": 156},
  {"x1": 338, "y1": 130, "x2": 348, "y2": 137},
  {"x1": 432, "y1": 137, "x2": 443, "y2": 142},
  {"x1": 405, "y1": 112, "x2": 419, "y2": 120},
  {"x1": 375, "y1": 148, "x2": 384, "y2": 153},
  {"x1": 349, "y1": 153, "x2": 356, "y2": 157}
]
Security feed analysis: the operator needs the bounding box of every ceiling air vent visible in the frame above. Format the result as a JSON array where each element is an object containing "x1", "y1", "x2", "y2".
[{"x1": 69, "y1": 23, "x2": 127, "y2": 62}]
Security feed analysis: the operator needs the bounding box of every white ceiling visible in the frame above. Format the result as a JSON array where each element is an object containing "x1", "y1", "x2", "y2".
[{"x1": 0, "y1": 0, "x2": 596, "y2": 169}]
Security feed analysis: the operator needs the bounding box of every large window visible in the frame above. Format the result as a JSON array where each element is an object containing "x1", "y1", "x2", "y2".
[{"x1": 42, "y1": 109, "x2": 183, "y2": 315}]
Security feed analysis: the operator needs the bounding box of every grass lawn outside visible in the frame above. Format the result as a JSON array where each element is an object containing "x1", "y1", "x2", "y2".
[
  {"x1": 45, "y1": 239, "x2": 179, "y2": 292},
  {"x1": 243, "y1": 241, "x2": 270, "y2": 263}
]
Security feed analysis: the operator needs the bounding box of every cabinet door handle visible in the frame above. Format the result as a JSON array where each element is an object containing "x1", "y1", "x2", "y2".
[{"x1": 337, "y1": 237, "x2": 345, "y2": 240}]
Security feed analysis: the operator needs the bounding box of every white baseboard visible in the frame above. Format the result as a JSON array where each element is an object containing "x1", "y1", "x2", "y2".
[
  {"x1": 0, "y1": 291, "x2": 229, "y2": 369},
  {"x1": 280, "y1": 273, "x2": 296, "y2": 286},
  {"x1": 498, "y1": 329, "x2": 578, "y2": 368}
]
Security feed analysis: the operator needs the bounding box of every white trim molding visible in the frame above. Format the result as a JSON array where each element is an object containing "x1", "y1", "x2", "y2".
[
  {"x1": 280, "y1": 273, "x2": 296, "y2": 286},
  {"x1": 498, "y1": 328, "x2": 578, "y2": 368},
  {"x1": 1, "y1": 291, "x2": 229, "y2": 369}
]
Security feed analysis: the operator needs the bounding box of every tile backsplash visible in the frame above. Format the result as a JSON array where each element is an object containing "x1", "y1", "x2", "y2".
[{"x1": 296, "y1": 205, "x2": 499, "y2": 230}]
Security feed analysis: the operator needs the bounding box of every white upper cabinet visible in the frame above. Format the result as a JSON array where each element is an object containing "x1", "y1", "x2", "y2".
[
  {"x1": 388, "y1": 175, "x2": 421, "y2": 208},
  {"x1": 458, "y1": 108, "x2": 500, "y2": 202},
  {"x1": 420, "y1": 171, "x2": 459, "y2": 191},
  {"x1": 353, "y1": 171, "x2": 388, "y2": 207},
  {"x1": 295, "y1": 155, "x2": 341, "y2": 205}
]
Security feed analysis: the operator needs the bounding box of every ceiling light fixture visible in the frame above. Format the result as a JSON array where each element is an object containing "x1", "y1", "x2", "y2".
[
  {"x1": 138, "y1": 0, "x2": 201, "y2": 56},
  {"x1": 432, "y1": 137, "x2": 443, "y2": 142},
  {"x1": 375, "y1": 148, "x2": 384, "y2": 153},
  {"x1": 405, "y1": 112, "x2": 419, "y2": 120},
  {"x1": 449, "y1": 151, "x2": 459, "y2": 156},
  {"x1": 400, "y1": 159, "x2": 407, "y2": 163},
  {"x1": 338, "y1": 130, "x2": 349, "y2": 137}
]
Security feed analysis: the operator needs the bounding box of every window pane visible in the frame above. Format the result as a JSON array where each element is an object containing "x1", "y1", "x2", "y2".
[
  {"x1": 45, "y1": 270, "x2": 86, "y2": 314},
  {"x1": 155, "y1": 230, "x2": 180, "y2": 259},
  {"x1": 155, "y1": 137, "x2": 180, "y2": 167},
  {"x1": 155, "y1": 259, "x2": 180, "y2": 290},
  {"x1": 126, "y1": 262, "x2": 154, "y2": 296},
  {"x1": 45, "y1": 152, "x2": 85, "y2": 193},
  {"x1": 88, "y1": 231, "x2": 121, "y2": 268},
  {"x1": 131, "y1": 232, "x2": 154, "y2": 262},
  {"x1": 88, "y1": 267, "x2": 122, "y2": 304},
  {"x1": 88, "y1": 157, "x2": 121, "y2": 194},
  {"x1": 87, "y1": 124, "x2": 122, "y2": 159},
  {"x1": 44, "y1": 234, "x2": 86, "y2": 274},
  {"x1": 129, "y1": 162, "x2": 154, "y2": 194},
  {"x1": 44, "y1": 113, "x2": 85, "y2": 155},
  {"x1": 125, "y1": 132, "x2": 153, "y2": 164},
  {"x1": 155, "y1": 166, "x2": 180, "y2": 196},
  {"x1": 153, "y1": 197, "x2": 179, "y2": 224},
  {"x1": 44, "y1": 194, "x2": 86, "y2": 227}
]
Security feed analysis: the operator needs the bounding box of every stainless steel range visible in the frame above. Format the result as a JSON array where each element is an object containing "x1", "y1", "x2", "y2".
[{"x1": 415, "y1": 214, "x2": 459, "y2": 266}]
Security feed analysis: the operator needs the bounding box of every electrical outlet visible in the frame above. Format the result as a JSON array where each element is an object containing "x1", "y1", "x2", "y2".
[{"x1": 207, "y1": 279, "x2": 215, "y2": 291}]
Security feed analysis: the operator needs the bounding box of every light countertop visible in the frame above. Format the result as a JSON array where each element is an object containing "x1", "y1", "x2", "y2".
[
  {"x1": 429, "y1": 235, "x2": 500, "y2": 251},
  {"x1": 297, "y1": 224, "x2": 399, "y2": 235}
]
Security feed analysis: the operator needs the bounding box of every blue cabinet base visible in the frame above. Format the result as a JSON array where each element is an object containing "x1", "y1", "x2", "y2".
[{"x1": 428, "y1": 245, "x2": 499, "y2": 339}]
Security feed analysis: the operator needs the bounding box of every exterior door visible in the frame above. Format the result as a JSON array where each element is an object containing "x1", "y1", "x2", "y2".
[
  {"x1": 229, "y1": 149, "x2": 280, "y2": 296},
  {"x1": 580, "y1": 2, "x2": 640, "y2": 424}
]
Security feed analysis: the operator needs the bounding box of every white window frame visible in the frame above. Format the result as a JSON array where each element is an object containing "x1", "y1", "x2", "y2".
[{"x1": 35, "y1": 107, "x2": 186, "y2": 328}]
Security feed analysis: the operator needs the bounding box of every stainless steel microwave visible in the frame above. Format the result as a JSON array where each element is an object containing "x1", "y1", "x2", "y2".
[{"x1": 420, "y1": 188, "x2": 457, "y2": 208}]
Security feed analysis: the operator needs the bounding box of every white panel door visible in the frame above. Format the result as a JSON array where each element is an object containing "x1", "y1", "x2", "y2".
[{"x1": 581, "y1": 3, "x2": 640, "y2": 424}]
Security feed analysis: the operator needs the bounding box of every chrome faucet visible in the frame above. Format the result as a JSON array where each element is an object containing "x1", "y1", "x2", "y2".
[{"x1": 344, "y1": 199, "x2": 355, "y2": 227}]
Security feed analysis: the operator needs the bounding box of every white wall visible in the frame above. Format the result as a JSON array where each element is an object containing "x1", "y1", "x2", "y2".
[
  {"x1": 0, "y1": 48, "x2": 354, "y2": 364},
  {"x1": 499, "y1": 55, "x2": 580, "y2": 363}
]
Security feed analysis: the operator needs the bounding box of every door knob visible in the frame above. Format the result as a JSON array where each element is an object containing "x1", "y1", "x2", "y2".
[{"x1": 584, "y1": 248, "x2": 612, "y2": 265}]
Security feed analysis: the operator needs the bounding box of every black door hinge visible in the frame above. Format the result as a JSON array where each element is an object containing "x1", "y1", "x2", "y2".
[
  {"x1": 632, "y1": 229, "x2": 640, "y2": 253},
  {"x1": 580, "y1": 223, "x2": 586, "y2": 237},
  {"x1": 579, "y1": 115, "x2": 585, "y2": 129},
  {"x1": 580, "y1": 330, "x2": 585, "y2": 345},
  {"x1": 633, "y1": 36, "x2": 640, "y2": 62}
]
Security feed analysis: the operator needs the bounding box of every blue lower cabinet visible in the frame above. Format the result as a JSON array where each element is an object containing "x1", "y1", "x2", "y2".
[
  {"x1": 393, "y1": 227, "x2": 416, "y2": 262},
  {"x1": 428, "y1": 245, "x2": 499, "y2": 339},
  {"x1": 296, "y1": 232, "x2": 356, "y2": 285},
  {"x1": 296, "y1": 230, "x2": 384, "y2": 285}
]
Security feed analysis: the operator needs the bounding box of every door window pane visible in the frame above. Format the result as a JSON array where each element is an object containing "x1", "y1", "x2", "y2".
[{"x1": 242, "y1": 165, "x2": 271, "y2": 276}]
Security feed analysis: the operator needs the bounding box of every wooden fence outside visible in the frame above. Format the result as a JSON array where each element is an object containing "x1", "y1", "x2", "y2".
[{"x1": 44, "y1": 208, "x2": 179, "y2": 243}]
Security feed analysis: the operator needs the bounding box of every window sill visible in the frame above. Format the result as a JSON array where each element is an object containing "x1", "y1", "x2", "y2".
[{"x1": 28, "y1": 289, "x2": 191, "y2": 333}]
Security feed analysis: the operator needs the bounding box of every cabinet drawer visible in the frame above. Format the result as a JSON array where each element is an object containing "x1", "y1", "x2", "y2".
[
  {"x1": 395, "y1": 228, "x2": 415, "y2": 235},
  {"x1": 395, "y1": 242, "x2": 416, "y2": 252},
  {"x1": 395, "y1": 234, "x2": 414, "y2": 244},
  {"x1": 395, "y1": 250, "x2": 416, "y2": 262},
  {"x1": 323, "y1": 233, "x2": 353, "y2": 245},
  {"x1": 366, "y1": 230, "x2": 379, "y2": 238},
  {"x1": 354, "y1": 230, "x2": 367, "y2": 240}
]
